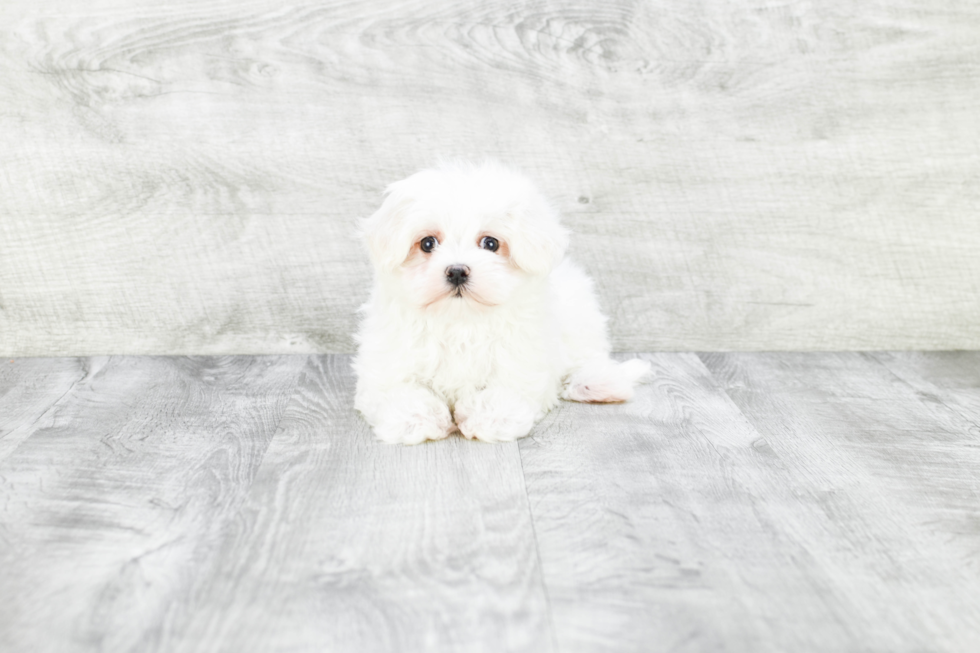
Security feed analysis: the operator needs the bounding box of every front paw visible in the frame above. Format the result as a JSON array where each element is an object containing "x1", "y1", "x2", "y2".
[
  {"x1": 363, "y1": 387, "x2": 455, "y2": 445},
  {"x1": 454, "y1": 388, "x2": 539, "y2": 443}
]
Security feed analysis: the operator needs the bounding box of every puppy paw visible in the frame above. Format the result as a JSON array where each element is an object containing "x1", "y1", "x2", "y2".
[
  {"x1": 563, "y1": 357, "x2": 651, "y2": 403},
  {"x1": 454, "y1": 388, "x2": 539, "y2": 443},
  {"x1": 362, "y1": 386, "x2": 455, "y2": 445}
]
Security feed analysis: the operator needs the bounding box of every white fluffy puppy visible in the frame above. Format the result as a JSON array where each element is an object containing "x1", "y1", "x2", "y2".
[{"x1": 353, "y1": 161, "x2": 650, "y2": 444}]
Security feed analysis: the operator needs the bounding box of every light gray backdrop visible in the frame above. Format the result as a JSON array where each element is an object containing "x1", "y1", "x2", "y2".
[{"x1": 2, "y1": 0, "x2": 978, "y2": 356}]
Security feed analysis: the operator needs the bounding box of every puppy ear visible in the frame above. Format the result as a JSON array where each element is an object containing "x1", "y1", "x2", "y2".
[
  {"x1": 505, "y1": 197, "x2": 569, "y2": 276},
  {"x1": 361, "y1": 181, "x2": 415, "y2": 272}
]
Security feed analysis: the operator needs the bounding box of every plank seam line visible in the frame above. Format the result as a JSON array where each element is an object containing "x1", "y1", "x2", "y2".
[
  {"x1": 867, "y1": 352, "x2": 980, "y2": 431},
  {"x1": 516, "y1": 441, "x2": 559, "y2": 652},
  {"x1": 1, "y1": 356, "x2": 96, "y2": 464},
  {"x1": 235, "y1": 354, "x2": 309, "y2": 494}
]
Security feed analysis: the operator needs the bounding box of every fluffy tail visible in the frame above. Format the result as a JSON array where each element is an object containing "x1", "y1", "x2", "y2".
[{"x1": 561, "y1": 357, "x2": 651, "y2": 403}]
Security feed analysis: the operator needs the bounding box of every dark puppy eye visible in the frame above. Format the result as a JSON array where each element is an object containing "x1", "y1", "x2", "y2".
[
  {"x1": 420, "y1": 236, "x2": 438, "y2": 253},
  {"x1": 480, "y1": 236, "x2": 499, "y2": 252}
]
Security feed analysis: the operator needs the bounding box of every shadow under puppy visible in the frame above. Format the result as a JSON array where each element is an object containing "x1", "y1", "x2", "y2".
[{"x1": 354, "y1": 160, "x2": 649, "y2": 444}]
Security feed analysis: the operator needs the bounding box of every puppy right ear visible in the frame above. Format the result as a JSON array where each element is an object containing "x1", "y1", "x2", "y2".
[{"x1": 361, "y1": 183, "x2": 413, "y2": 272}]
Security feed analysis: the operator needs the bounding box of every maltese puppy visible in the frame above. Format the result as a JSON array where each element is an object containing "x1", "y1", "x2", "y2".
[{"x1": 353, "y1": 160, "x2": 650, "y2": 444}]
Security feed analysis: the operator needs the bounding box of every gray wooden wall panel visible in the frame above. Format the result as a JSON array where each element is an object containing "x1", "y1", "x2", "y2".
[{"x1": 2, "y1": 0, "x2": 978, "y2": 355}]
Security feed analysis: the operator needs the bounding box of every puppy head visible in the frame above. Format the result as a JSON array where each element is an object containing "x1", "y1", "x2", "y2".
[{"x1": 362, "y1": 161, "x2": 568, "y2": 308}]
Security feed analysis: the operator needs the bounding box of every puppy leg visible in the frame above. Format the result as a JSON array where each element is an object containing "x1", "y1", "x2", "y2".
[
  {"x1": 357, "y1": 385, "x2": 456, "y2": 445},
  {"x1": 454, "y1": 387, "x2": 540, "y2": 443},
  {"x1": 562, "y1": 357, "x2": 651, "y2": 403}
]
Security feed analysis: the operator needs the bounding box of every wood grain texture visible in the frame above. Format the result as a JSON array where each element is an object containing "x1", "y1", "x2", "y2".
[
  {"x1": 698, "y1": 352, "x2": 980, "y2": 653},
  {"x1": 520, "y1": 351, "x2": 980, "y2": 652},
  {"x1": 0, "y1": 355, "x2": 306, "y2": 653},
  {"x1": 871, "y1": 351, "x2": 980, "y2": 432},
  {"x1": 0, "y1": 357, "x2": 88, "y2": 463},
  {"x1": 160, "y1": 355, "x2": 553, "y2": 653},
  {"x1": 1, "y1": 353, "x2": 980, "y2": 651},
  {"x1": 2, "y1": 0, "x2": 979, "y2": 355}
]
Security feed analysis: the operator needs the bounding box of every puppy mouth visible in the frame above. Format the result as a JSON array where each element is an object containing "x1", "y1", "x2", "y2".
[
  {"x1": 423, "y1": 283, "x2": 494, "y2": 307},
  {"x1": 451, "y1": 279, "x2": 468, "y2": 298},
  {"x1": 421, "y1": 285, "x2": 471, "y2": 308},
  {"x1": 452, "y1": 286, "x2": 495, "y2": 306}
]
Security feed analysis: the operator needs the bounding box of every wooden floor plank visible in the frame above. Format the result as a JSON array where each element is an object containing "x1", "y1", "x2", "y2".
[
  {"x1": 871, "y1": 351, "x2": 980, "y2": 432},
  {"x1": 699, "y1": 352, "x2": 980, "y2": 653},
  {"x1": 0, "y1": 357, "x2": 88, "y2": 463},
  {"x1": 520, "y1": 352, "x2": 980, "y2": 652},
  {"x1": 520, "y1": 353, "x2": 850, "y2": 652},
  {"x1": 162, "y1": 355, "x2": 553, "y2": 653},
  {"x1": 0, "y1": 355, "x2": 306, "y2": 653},
  {"x1": 2, "y1": 353, "x2": 979, "y2": 652}
]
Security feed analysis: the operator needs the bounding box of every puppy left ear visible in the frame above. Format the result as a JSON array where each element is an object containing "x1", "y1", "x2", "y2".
[
  {"x1": 505, "y1": 198, "x2": 569, "y2": 276},
  {"x1": 360, "y1": 181, "x2": 415, "y2": 272}
]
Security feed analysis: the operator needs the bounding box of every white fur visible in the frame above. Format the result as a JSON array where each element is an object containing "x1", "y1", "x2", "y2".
[{"x1": 353, "y1": 160, "x2": 650, "y2": 444}]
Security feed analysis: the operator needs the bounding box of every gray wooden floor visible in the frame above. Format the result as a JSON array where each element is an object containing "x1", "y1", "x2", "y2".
[{"x1": 1, "y1": 353, "x2": 978, "y2": 652}]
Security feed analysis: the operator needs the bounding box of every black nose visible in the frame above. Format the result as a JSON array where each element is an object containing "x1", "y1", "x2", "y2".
[{"x1": 445, "y1": 265, "x2": 470, "y2": 287}]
